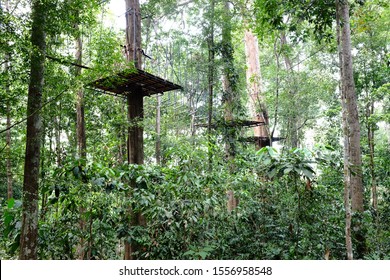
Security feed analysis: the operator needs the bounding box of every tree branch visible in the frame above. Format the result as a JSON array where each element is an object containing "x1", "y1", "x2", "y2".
[{"x1": 0, "y1": 89, "x2": 68, "y2": 135}]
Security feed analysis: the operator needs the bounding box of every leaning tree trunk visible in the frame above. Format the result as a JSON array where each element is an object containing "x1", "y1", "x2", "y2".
[
  {"x1": 19, "y1": 0, "x2": 46, "y2": 260},
  {"x1": 244, "y1": 30, "x2": 270, "y2": 149},
  {"x1": 338, "y1": 0, "x2": 365, "y2": 259}
]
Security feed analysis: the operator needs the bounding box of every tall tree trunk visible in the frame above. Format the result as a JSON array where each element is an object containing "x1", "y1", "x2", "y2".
[
  {"x1": 279, "y1": 32, "x2": 298, "y2": 148},
  {"x1": 222, "y1": 1, "x2": 238, "y2": 211},
  {"x1": 222, "y1": 0, "x2": 236, "y2": 159},
  {"x1": 74, "y1": 21, "x2": 87, "y2": 259},
  {"x1": 207, "y1": 0, "x2": 215, "y2": 171},
  {"x1": 367, "y1": 103, "x2": 377, "y2": 210},
  {"x1": 4, "y1": 0, "x2": 13, "y2": 200},
  {"x1": 124, "y1": 0, "x2": 145, "y2": 260},
  {"x1": 5, "y1": 66, "x2": 13, "y2": 200},
  {"x1": 19, "y1": 0, "x2": 46, "y2": 260},
  {"x1": 336, "y1": 3, "x2": 353, "y2": 260},
  {"x1": 338, "y1": 0, "x2": 365, "y2": 259},
  {"x1": 75, "y1": 31, "x2": 86, "y2": 159},
  {"x1": 125, "y1": 0, "x2": 142, "y2": 67},
  {"x1": 244, "y1": 30, "x2": 269, "y2": 149},
  {"x1": 156, "y1": 94, "x2": 161, "y2": 165}
]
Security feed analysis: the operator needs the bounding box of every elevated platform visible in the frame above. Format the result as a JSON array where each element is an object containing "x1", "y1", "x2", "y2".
[
  {"x1": 195, "y1": 119, "x2": 265, "y2": 129},
  {"x1": 89, "y1": 68, "x2": 182, "y2": 96},
  {"x1": 239, "y1": 136, "x2": 285, "y2": 142}
]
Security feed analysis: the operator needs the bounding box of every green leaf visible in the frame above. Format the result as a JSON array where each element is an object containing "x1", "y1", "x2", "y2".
[
  {"x1": 302, "y1": 168, "x2": 314, "y2": 179},
  {"x1": 325, "y1": 145, "x2": 335, "y2": 151},
  {"x1": 198, "y1": 251, "x2": 208, "y2": 259},
  {"x1": 283, "y1": 167, "x2": 293, "y2": 175},
  {"x1": 7, "y1": 198, "x2": 15, "y2": 209},
  {"x1": 268, "y1": 168, "x2": 278, "y2": 178},
  {"x1": 14, "y1": 200, "x2": 22, "y2": 208}
]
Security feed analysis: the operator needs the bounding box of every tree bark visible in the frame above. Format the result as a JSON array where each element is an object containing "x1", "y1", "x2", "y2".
[
  {"x1": 279, "y1": 32, "x2": 298, "y2": 148},
  {"x1": 75, "y1": 29, "x2": 86, "y2": 159},
  {"x1": 156, "y1": 94, "x2": 161, "y2": 165},
  {"x1": 365, "y1": 97, "x2": 376, "y2": 210},
  {"x1": 4, "y1": 0, "x2": 13, "y2": 200},
  {"x1": 222, "y1": 1, "x2": 236, "y2": 159},
  {"x1": 338, "y1": 0, "x2": 365, "y2": 259},
  {"x1": 124, "y1": 0, "x2": 145, "y2": 260},
  {"x1": 222, "y1": 1, "x2": 238, "y2": 212},
  {"x1": 244, "y1": 30, "x2": 269, "y2": 149},
  {"x1": 207, "y1": 0, "x2": 215, "y2": 171},
  {"x1": 73, "y1": 21, "x2": 88, "y2": 259},
  {"x1": 5, "y1": 66, "x2": 13, "y2": 200},
  {"x1": 336, "y1": 3, "x2": 353, "y2": 260},
  {"x1": 125, "y1": 0, "x2": 142, "y2": 67},
  {"x1": 19, "y1": 0, "x2": 46, "y2": 260}
]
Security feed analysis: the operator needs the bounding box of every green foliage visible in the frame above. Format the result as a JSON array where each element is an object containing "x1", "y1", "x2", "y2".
[{"x1": 1, "y1": 0, "x2": 390, "y2": 261}]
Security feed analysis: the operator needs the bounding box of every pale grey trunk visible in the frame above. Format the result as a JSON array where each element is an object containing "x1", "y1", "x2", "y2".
[
  {"x1": 19, "y1": 0, "x2": 46, "y2": 260},
  {"x1": 75, "y1": 29, "x2": 86, "y2": 159},
  {"x1": 279, "y1": 32, "x2": 298, "y2": 148},
  {"x1": 336, "y1": 0, "x2": 353, "y2": 260},
  {"x1": 340, "y1": 1, "x2": 364, "y2": 214},
  {"x1": 73, "y1": 21, "x2": 87, "y2": 260},
  {"x1": 337, "y1": 0, "x2": 365, "y2": 259},
  {"x1": 366, "y1": 102, "x2": 377, "y2": 210}
]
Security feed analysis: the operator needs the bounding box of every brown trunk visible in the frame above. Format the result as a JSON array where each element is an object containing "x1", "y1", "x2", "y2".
[
  {"x1": 125, "y1": 0, "x2": 142, "y2": 67},
  {"x1": 124, "y1": 0, "x2": 145, "y2": 260},
  {"x1": 127, "y1": 89, "x2": 144, "y2": 165},
  {"x1": 244, "y1": 30, "x2": 269, "y2": 149},
  {"x1": 19, "y1": 0, "x2": 46, "y2": 260}
]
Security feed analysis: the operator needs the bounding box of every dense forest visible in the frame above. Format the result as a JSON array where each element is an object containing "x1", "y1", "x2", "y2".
[{"x1": 0, "y1": 0, "x2": 389, "y2": 260}]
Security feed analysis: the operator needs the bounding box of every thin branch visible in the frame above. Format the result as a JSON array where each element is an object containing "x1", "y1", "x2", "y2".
[
  {"x1": 0, "y1": 142, "x2": 8, "y2": 153},
  {"x1": 46, "y1": 55, "x2": 91, "y2": 70},
  {"x1": 0, "y1": 89, "x2": 68, "y2": 135}
]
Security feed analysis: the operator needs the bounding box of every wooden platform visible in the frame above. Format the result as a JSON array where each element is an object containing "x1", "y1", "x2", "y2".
[
  {"x1": 89, "y1": 68, "x2": 182, "y2": 96},
  {"x1": 239, "y1": 136, "x2": 285, "y2": 142},
  {"x1": 195, "y1": 119, "x2": 266, "y2": 128}
]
